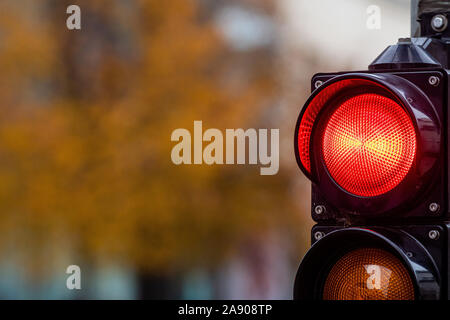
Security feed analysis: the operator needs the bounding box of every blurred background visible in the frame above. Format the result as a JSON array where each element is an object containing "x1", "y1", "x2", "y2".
[{"x1": 0, "y1": 0, "x2": 410, "y2": 299}]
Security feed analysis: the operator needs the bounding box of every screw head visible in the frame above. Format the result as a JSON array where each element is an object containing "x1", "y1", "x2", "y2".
[
  {"x1": 314, "y1": 80, "x2": 323, "y2": 89},
  {"x1": 429, "y1": 230, "x2": 440, "y2": 240},
  {"x1": 314, "y1": 205, "x2": 326, "y2": 215},
  {"x1": 428, "y1": 76, "x2": 440, "y2": 87},
  {"x1": 314, "y1": 231, "x2": 325, "y2": 241},
  {"x1": 429, "y1": 203, "x2": 440, "y2": 213},
  {"x1": 432, "y1": 14, "x2": 448, "y2": 32}
]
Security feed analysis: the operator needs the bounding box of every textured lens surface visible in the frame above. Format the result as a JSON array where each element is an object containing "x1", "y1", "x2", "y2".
[
  {"x1": 322, "y1": 93, "x2": 416, "y2": 197},
  {"x1": 322, "y1": 248, "x2": 415, "y2": 300}
]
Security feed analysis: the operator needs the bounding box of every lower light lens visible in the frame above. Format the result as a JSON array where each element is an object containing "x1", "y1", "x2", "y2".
[
  {"x1": 322, "y1": 93, "x2": 416, "y2": 197},
  {"x1": 322, "y1": 248, "x2": 415, "y2": 300}
]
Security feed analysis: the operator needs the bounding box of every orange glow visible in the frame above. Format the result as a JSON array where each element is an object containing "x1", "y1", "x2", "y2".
[{"x1": 322, "y1": 248, "x2": 415, "y2": 300}]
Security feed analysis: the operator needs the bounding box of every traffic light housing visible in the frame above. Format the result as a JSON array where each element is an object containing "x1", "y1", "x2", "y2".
[
  {"x1": 293, "y1": 39, "x2": 450, "y2": 300},
  {"x1": 296, "y1": 69, "x2": 445, "y2": 220}
]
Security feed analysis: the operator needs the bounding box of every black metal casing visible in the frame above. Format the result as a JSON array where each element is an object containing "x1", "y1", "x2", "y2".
[
  {"x1": 304, "y1": 69, "x2": 447, "y2": 224},
  {"x1": 293, "y1": 68, "x2": 450, "y2": 300},
  {"x1": 294, "y1": 226, "x2": 444, "y2": 300},
  {"x1": 293, "y1": 3, "x2": 450, "y2": 302}
]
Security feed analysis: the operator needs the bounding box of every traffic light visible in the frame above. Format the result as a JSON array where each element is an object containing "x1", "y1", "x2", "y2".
[{"x1": 292, "y1": 38, "x2": 449, "y2": 300}]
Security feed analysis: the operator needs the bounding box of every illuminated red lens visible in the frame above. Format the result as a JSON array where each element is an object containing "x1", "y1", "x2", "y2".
[
  {"x1": 322, "y1": 93, "x2": 416, "y2": 197},
  {"x1": 298, "y1": 98, "x2": 323, "y2": 173},
  {"x1": 297, "y1": 79, "x2": 380, "y2": 174}
]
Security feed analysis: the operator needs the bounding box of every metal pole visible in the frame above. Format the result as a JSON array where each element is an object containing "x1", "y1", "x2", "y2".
[
  {"x1": 413, "y1": 0, "x2": 450, "y2": 37},
  {"x1": 409, "y1": 0, "x2": 450, "y2": 68},
  {"x1": 411, "y1": 0, "x2": 420, "y2": 37}
]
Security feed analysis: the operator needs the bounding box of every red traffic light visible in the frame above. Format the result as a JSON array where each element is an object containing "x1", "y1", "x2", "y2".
[
  {"x1": 322, "y1": 93, "x2": 416, "y2": 197},
  {"x1": 293, "y1": 16, "x2": 449, "y2": 301},
  {"x1": 294, "y1": 73, "x2": 440, "y2": 215}
]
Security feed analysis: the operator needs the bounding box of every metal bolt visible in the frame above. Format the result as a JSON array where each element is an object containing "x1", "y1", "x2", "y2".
[
  {"x1": 314, "y1": 205, "x2": 326, "y2": 215},
  {"x1": 314, "y1": 80, "x2": 323, "y2": 89},
  {"x1": 429, "y1": 202, "x2": 440, "y2": 213},
  {"x1": 432, "y1": 14, "x2": 448, "y2": 32},
  {"x1": 314, "y1": 231, "x2": 325, "y2": 241},
  {"x1": 429, "y1": 230, "x2": 440, "y2": 240},
  {"x1": 428, "y1": 76, "x2": 440, "y2": 87}
]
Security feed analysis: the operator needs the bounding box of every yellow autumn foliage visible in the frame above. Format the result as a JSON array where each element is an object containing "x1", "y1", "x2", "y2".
[{"x1": 0, "y1": 0, "x2": 306, "y2": 275}]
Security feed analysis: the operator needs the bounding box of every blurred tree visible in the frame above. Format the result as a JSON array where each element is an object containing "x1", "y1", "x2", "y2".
[{"x1": 0, "y1": 0, "x2": 306, "y2": 294}]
